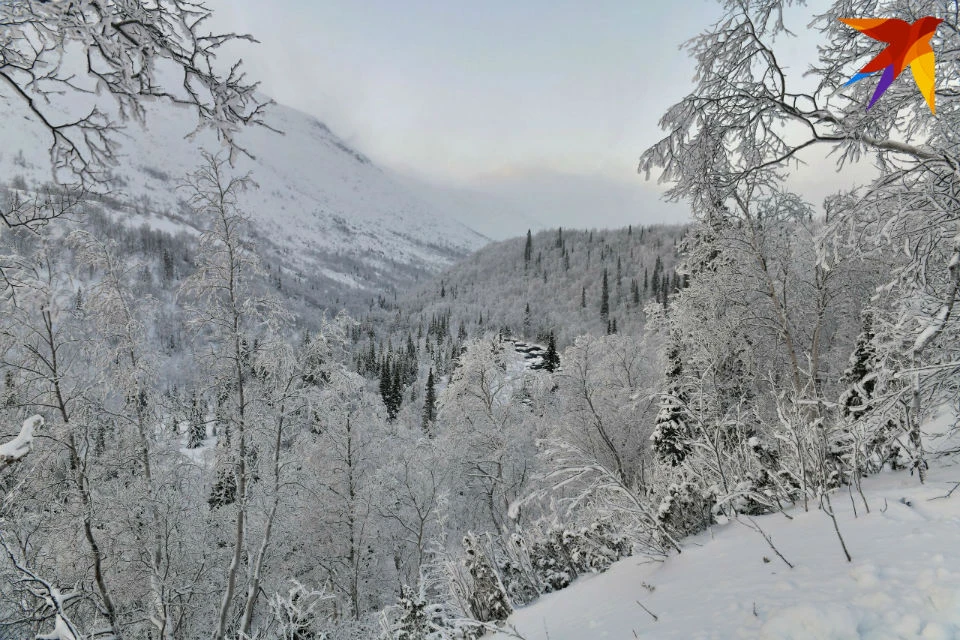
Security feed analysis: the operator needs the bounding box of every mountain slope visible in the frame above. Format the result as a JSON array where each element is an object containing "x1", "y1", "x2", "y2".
[
  {"x1": 0, "y1": 94, "x2": 488, "y2": 310},
  {"x1": 389, "y1": 224, "x2": 687, "y2": 348}
]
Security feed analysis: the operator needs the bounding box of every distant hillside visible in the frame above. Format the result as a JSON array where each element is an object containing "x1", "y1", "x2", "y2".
[
  {"x1": 396, "y1": 224, "x2": 687, "y2": 347},
  {"x1": 0, "y1": 94, "x2": 488, "y2": 312},
  {"x1": 345, "y1": 224, "x2": 688, "y2": 405}
]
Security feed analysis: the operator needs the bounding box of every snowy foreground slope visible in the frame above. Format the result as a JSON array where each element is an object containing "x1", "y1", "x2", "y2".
[
  {"x1": 0, "y1": 93, "x2": 487, "y2": 307},
  {"x1": 493, "y1": 410, "x2": 960, "y2": 640}
]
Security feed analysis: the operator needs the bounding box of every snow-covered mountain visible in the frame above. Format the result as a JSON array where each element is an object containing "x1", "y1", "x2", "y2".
[{"x1": 0, "y1": 94, "x2": 488, "y2": 310}]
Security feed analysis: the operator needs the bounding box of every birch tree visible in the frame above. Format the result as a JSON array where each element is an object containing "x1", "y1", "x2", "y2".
[{"x1": 640, "y1": 0, "x2": 960, "y2": 479}]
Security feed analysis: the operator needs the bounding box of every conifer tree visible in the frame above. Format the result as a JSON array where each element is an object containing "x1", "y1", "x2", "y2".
[
  {"x1": 651, "y1": 339, "x2": 691, "y2": 466},
  {"x1": 652, "y1": 256, "x2": 663, "y2": 293},
  {"x1": 390, "y1": 360, "x2": 404, "y2": 419},
  {"x1": 524, "y1": 229, "x2": 533, "y2": 265},
  {"x1": 544, "y1": 333, "x2": 560, "y2": 373},
  {"x1": 600, "y1": 268, "x2": 610, "y2": 321},
  {"x1": 188, "y1": 391, "x2": 205, "y2": 448},
  {"x1": 380, "y1": 358, "x2": 393, "y2": 415},
  {"x1": 616, "y1": 256, "x2": 622, "y2": 302},
  {"x1": 422, "y1": 368, "x2": 437, "y2": 432},
  {"x1": 162, "y1": 247, "x2": 175, "y2": 283},
  {"x1": 840, "y1": 310, "x2": 877, "y2": 418}
]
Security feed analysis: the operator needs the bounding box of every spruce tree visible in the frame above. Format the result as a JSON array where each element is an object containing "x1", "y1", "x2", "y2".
[
  {"x1": 652, "y1": 256, "x2": 663, "y2": 300},
  {"x1": 616, "y1": 256, "x2": 622, "y2": 301},
  {"x1": 3, "y1": 370, "x2": 16, "y2": 408},
  {"x1": 600, "y1": 268, "x2": 610, "y2": 321},
  {"x1": 188, "y1": 391, "x2": 205, "y2": 448},
  {"x1": 380, "y1": 358, "x2": 393, "y2": 415},
  {"x1": 524, "y1": 229, "x2": 532, "y2": 265},
  {"x1": 544, "y1": 333, "x2": 560, "y2": 372},
  {"x1": 651, "y1": 339, "x2": 691, "y2": 466},
  {"x1": 390, "y1": 360, "x2": 403, "y2": 420},
  {"x1": 162, "y1": 247, "x2": 174, "y2": 282},
  {"x1": 422, "y1": 368, "x2": 437, "y2": 432},
  {"x1": 840, "y1": 310, "x2": 877, "y2": 418},
  {"x1": 838, "y1": 309, "x2": 905, "y2": 471}
]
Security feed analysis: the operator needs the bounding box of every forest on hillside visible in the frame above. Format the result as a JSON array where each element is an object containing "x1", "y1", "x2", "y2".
[{"x1": 2, "y1": 1, "x2": 960, "y2": 639}]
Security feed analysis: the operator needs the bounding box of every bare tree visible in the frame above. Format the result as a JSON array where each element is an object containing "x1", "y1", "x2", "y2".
[{"x1": 179, "y1": 152, "x2": 283, "y2": 640}]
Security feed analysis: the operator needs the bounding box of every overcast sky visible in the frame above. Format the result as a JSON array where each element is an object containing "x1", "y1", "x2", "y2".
[{"x1": 206, "y1": 1, "x2": 845, "y2": 236}]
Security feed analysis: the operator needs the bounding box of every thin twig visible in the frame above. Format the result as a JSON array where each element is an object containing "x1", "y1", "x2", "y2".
[
  {"x1": 929, "y1": 481, "x2": 960, "y2": 501},
  {"x1": 739, "y1": 517, "x2": 794, "y2": 569},
  {"x1": 821, "y1": 493, "x2": 853, "y2": 562},
  {"x1": 636, "y1": 600, "x2": 659, "y2": 622}
]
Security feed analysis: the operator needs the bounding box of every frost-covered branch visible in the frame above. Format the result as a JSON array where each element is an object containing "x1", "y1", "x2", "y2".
[
  {"x1": 0, "y1": 415, "x2": 43, "y2": 468},
  {"x1": 0, "y1": 0, "x2": 271, "y2": 188}
]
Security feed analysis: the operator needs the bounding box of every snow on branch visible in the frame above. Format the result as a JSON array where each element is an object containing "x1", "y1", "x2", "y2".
[
  {"x1": 2, "y1": 537, "x2": 84, "y2": 640},
  {"x1": 912, "y1": 238, "x2": 960, "y2": 356},
  {"x1": 0, "y1": 415, "x2": 43, "y2": 467}
]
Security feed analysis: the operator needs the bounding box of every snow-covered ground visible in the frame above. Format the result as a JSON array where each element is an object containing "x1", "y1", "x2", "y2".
[{"x1": 492, "y1": 408, "x2": 960, "y2": 640}]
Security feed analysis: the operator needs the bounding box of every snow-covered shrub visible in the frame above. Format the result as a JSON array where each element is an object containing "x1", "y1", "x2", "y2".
[
  {"x1": 461, "y1": 533, "x2": 511, "y2": 623},
  {"x1": 504, "y1": 522, "x2": 633, "y2": 597},
  {"x1": 496, "y1": 532, "x2": 541, "y2": 607},
  {"x1": 656, "y1": 481, "x2": 715, "y2": 538},
  {"x1": 381, "y1": 585, "x2": 463, "y2": 640},
  {"x1": 268, "y1": 580, "x2": 333, "y2": 640}
]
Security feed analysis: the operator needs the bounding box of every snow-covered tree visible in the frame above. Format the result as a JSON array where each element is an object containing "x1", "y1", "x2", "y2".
[
  {"x1": 422, "y1": 368, "x2": 437, "y2": 433},
  {"x1": 640, "y1": 0, "x2": 960, "y2": 481},
  {"x1": 651, "y1": 337, "x2": 691, "y2": 467}
]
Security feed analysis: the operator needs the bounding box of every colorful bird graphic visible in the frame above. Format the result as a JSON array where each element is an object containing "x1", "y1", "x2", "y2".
[{"x1": 840, "y1": 16, "x2": 943, "y2": 114}]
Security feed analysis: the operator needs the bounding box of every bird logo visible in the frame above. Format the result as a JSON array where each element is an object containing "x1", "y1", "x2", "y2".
[{"x1": 840, "y1": 16, "x2": 943, "y2": 114}]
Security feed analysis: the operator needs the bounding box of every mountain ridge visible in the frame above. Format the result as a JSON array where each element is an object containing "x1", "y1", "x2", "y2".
[{"x1": 0, "y1": 93, "x2": 489, "y2": 311}]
